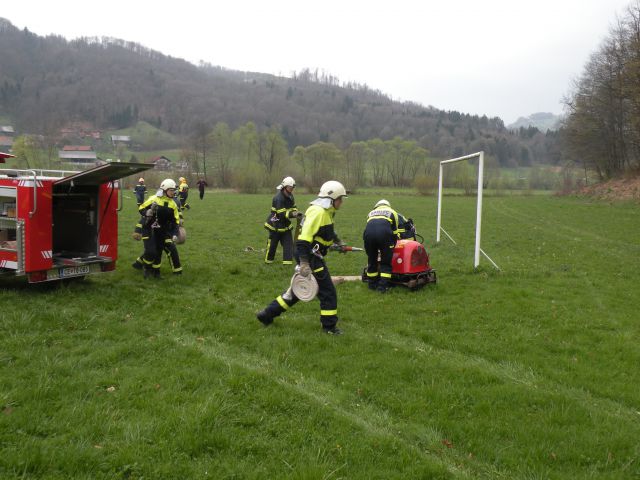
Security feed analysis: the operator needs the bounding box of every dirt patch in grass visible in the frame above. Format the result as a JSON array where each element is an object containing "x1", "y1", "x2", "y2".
[{"x1": 576, "y1": 174, "x2": 640, "y2": 201}]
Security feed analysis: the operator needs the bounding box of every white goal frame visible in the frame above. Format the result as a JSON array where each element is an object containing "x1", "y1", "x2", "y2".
[{"x1": 436, "y1": 151, "x2": 499, "y2": 270}]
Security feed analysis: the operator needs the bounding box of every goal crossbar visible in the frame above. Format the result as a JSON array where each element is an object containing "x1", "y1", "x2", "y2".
[{"x1": 436, "y1": 151, "x2": 499, "y2": 270}]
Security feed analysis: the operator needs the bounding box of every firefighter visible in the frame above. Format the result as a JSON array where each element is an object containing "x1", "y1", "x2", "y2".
[
  {"x1": 363, "y1": 199, "x2": 404, "y2": 293},
  {"x1": 178, "y1": 177, "x2": 190, "y2": 210},
  {"x1": 257, "y1": 180, "x2": 348, "y2": 335},
  {"x1": 133, "y1": 177, "x2": 146, "y2": 207},
  {"x1": 264, "y1": 176, "x2": 301, "y2": 265},
  {"x1": 136, "y1": 179, "x2": 182, "y2": 278}
]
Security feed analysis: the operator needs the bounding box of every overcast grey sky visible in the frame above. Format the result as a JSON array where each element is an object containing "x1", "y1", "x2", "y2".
[{"x1": 1, "y1": 0, "x2": 633, "y2": 124}]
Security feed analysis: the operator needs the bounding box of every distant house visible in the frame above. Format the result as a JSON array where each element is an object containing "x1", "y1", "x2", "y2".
[
  {"x1": 0, "y1": 135, "x2": 14, "y2": 152},
  {"x1": 148, "y1": 155, "x2": 172, "y2": 171},
  {"x1": 0, "y1": 126, "x2": 15, "y2": 135},
  {"x1": 58, "y1": 145, "x2": 98, "y2": 164},
  {"x1": 111, "y1": 135, "x2": 131, "y2": 147}
]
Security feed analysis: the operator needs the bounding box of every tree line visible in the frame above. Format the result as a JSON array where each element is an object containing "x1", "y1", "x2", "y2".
[
  {"x1": 184, "y1": 121, "x2": 563, "y2": 193},
  {"x1": 563, "y1": 0, "x2": 640, "y2": 179}
]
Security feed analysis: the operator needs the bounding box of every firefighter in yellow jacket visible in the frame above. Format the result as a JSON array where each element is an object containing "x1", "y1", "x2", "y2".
[
  {"x1": 178, "y1": 177, "x2": 190, "y2": 210},
  {"x1": 257, "y1": 180, "x2": 347, "y2": 335},
  {"x1": 136, "y1": 179, "x2": 183, "y2": 278}
]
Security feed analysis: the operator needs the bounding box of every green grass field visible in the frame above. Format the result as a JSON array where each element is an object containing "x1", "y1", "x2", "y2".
[{"x1": 1, "y1": 190, "x2": 639, "y2": 479}]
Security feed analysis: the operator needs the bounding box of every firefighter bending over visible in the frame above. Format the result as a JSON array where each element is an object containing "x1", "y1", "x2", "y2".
[
  {"x1": 363, "y1": 199, "x2": 406, "y2": 293},
  {"x1": 178, "y1": 177, "x2": 190, "y2": 210},
  {"x1": 257, "y1": 180, "x2": 348, "y2": 335},
  {"x1": 135, "y1": 179, "x2": 183, "y2": 278},
  {"x1": 264, "y1": 176, "x2": 301, "y2": 265}
]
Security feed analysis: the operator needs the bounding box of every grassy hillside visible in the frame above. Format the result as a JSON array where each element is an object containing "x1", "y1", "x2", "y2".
[
  {"x1": 109, "y1": 121, "x2": 181, "y2": 151},
  {"x1": 1, "y1": 192, "x2": 639, "y2": 478}
]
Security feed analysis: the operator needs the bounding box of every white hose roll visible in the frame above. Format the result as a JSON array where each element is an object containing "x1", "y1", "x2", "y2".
[
  {"x1": 174, "y1": 226, "x2": 187, "y2": 245},
  {"x1": 290, "y1": 272, "x2": 318, "y2": 302}
]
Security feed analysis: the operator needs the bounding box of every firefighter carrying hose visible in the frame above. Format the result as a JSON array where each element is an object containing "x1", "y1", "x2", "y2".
[
  {"x1": 363, "y1": 199, "x2": 406, "y2": 293},
  {"x1": 264, "y1": 176, "x2": 301, "y2": 265},
  {"x1": 178, "y1": 177, "x2": 190, "y2": 210},
  {"x1": 257, "y1": 180, "x2": 348, "y2": 335},
  {"x1": 134, "y1": 179, "x2": 182, "y2": 278}
]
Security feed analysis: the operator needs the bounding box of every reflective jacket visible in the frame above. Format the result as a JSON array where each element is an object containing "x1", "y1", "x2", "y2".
[
  {"x1": 264, "y1": 190, "x2": 298, "y2": 232},
  {"x1": 139, "y1": 194, "x2": 180, "y2": 235},
  {"x1": 297, "y1": 203, "x2": 339, "y2": 259},
  {"x1": 366, "y1": 205, "x2": 402, "y2": 238},
  {"x1": 178, "y1": 182, "x2": 189, "y2": 201}
]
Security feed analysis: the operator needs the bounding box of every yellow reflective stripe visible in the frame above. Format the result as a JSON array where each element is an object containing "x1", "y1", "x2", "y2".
[
  {"x1": 366, "y1": 271, "x2": 379, "y2": 278},
  {"x1": 276, "y1": 296, "x2": 289, "y2": 310},
  {"x1": 265, "y1": 239, "x2": 272, "y2": 262},
  {"x1": 380, "y1": 272, "x2": 392, "y2": 278},
  {"x1": 142, "y1": 236, "x2": 149, "y2": 240},
  {"x1": 135, "y1": 223, "x2": 142, "y2": 228},
  {"x1": 164, "y1": 238, "x2": 173, "y2": 244},
  {"x1": 265, "y1": 223, "x2": 292, "y2": 232},
  {"x1": 320, "y1": 309, "x2": 337, "y2": 316},
  {"x1": 283, "y1": 261, "x2": 293, "y2": 265},
  {"x1": 313, "y1": 236, "x2": 334, "y2": 246},
  {"x1": 142, "y1": 258, "x2": 153, "y2": 265},
  {"x1": 271, "y1": 207, "x2": 287, "y2": 213},
  {"x1": 313, "y1": 266, "x2": 324, "y2": 273},
  {"x1": 172, "y1": 266, "x2": 183, "y2": 273}
]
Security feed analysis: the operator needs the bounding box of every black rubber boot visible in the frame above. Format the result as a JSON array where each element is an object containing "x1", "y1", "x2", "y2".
[{"x1": 256, "y1": 310, "x2": 274, "y2": 326}]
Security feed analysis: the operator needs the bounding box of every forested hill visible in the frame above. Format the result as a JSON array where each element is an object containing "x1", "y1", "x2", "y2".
[{"x1": 0, "y1": 18, "x2": 558, "y2": 165}]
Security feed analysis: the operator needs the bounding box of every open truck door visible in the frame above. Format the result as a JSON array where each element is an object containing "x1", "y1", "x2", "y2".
[{"x1": 0, "y1": 162, "x2": 152, "y2": 282}]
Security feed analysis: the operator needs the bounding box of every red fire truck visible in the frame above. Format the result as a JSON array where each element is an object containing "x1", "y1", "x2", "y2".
[{"x1": 0, "y1": 154, "x2": 150, "y2": 283}]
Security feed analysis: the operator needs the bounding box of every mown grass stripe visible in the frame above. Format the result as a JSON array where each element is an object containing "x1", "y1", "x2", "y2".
[{"x1": 173, "y1": 334, "x2": 476, "y2": 479}]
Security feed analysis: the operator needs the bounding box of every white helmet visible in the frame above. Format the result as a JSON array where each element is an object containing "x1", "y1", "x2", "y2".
[
  {"x1": 318, "y1": 180, "x2": 347, "y2": 200},
  {"x1": 160, "y1": 179, "x2": 177, "y2": 190},
  {"x1": 375, "y1": 199, "x2": 390, "y2": 207},
  {"x1": 282, "y1": 176, "x2": 296, "y2": 187},
  {"x1": 138, "y1": 177, "x2": 145, "y2": 183}
]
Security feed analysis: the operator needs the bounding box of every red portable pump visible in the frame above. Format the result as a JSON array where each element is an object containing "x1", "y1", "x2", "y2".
[
  {"x1": 361, "y1": 219, "x2": 437, "y2": 289},
  {"x1": 388, "y1": 238, "x2": 437, "y2": 288},
  {"x1": 0, "y1": 161, "x2": 151, "y2": 283}
]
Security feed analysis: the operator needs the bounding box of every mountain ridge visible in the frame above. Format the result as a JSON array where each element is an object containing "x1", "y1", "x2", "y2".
[{"x1": 0, "y1": 18, "x2": 559, "y2": 165}]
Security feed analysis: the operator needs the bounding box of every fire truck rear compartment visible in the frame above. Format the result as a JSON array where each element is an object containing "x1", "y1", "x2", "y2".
[{"x1": 52, "y1": 185, "x2": 104, "y2": 265}]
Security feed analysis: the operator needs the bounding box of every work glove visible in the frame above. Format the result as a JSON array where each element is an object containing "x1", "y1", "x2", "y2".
[
  {"x1": 132, "y1": 232, "x2": 142, "y2": 241},
  {"x1": 172, "y1": 235, "x2": 179, "y2": 243},
  {"x1": 145, "y1": 209, "x2": 154, "y2": 217},
  {"x1": 298, "y1": 260, "x2": 311, "y2": 278},
  {"x1": 334, "y1": 239, "x2": 347, "y2": 253},
  {"x1": 288, "y1": 210, "x2": 299, "y2": 218}
]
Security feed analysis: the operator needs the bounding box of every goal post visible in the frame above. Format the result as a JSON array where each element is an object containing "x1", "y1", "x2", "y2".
[{"x1": 436, "y1": 151, "x2": 499, "y2": 270}]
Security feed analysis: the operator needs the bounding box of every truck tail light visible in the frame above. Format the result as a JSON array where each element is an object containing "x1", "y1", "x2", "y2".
[
  {"x1": 28, "y1": 271, "x2": 48, "y2": 283},
  {"x1": 101, "y1": 262, "x2": 116, "y2": 272}
]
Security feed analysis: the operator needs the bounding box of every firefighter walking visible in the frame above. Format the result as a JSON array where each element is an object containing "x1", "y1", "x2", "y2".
[
  {"x1": 363, "y1": 199, "x2": 403, "y2": 293},
  {"x1": 178, "y1": 177, "x2": 190, "y2": 210},
  {"x1": 133, "y1": 177, "x2": 146, "y2": 207},
  {"x1": 257, "y1": 180, "x2": 347, "y2": 335},
  {"x1": 135, "y1": 179, "x2": 183, "y2": 278},
  {"x1": 264, "y1": 176, "x2": 300, "y2": 265}
]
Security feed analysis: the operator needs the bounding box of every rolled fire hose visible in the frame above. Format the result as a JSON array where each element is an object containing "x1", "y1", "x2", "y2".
[
  {"x1": 174, "y1": 226, "x2": 187, "y2": 245},
  {"x1": 290, "y1": 272, "x2": 318, "y2": 302}
]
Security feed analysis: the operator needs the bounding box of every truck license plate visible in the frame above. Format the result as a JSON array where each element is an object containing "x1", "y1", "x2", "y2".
[{"x1": 60, "y1": 265, "x2": 91, "y2": 277}]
